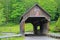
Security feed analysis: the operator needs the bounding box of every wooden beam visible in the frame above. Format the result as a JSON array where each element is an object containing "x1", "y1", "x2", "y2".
[{"x1": 20, "y1": 21, "x2": 25, "y2": 36}]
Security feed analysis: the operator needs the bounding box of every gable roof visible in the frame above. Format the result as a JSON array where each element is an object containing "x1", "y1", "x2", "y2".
[
  {"x1": 21, "y1": 3, "x2": 51, "y2": 18},
  {"x1": 20, "y1": 3, "x2": 51, "y2": 22}
]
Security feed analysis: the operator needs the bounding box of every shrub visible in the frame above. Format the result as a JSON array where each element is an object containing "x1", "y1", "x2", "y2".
[{"x1": 55, "y1": 17, "x2": 60, "y2": 32}]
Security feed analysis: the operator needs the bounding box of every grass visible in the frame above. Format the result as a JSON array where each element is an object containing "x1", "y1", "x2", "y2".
[
  {"x1": 0, "y1": 23, "x2": 20, "y2": 34},
  {"x1": 0, "y1": 37, "x2": 24, "y2": 40},
  {"x1": 0, "y1": 22, "x2": 57, "y2": 34},
  {"x1": 0, "y1": 21, "x2": 59, "y2": 40},
  {"x1": 0, "y1": 23, "x2": 24, "y2": 40},
  {"x1": 0, "y1": 33, "x2": 5, "y2": 36},
  {"x1": 0, "y1": 23, "x2": 33, "y2": 33},
  {"x1": 25, "y1": 23, "x2": 33, "y2": 32},
  {"x1": 0, "y1": 23, "x2": 33, "y2": 40}
]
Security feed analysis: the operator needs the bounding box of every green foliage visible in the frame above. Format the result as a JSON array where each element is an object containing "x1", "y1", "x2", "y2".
[
  {"x1": 0, "y1": 2, "x2": 6, "y2": 25},
  {"x1": 10, "y1": 2, "x2": 26, "y2": 23},
  {"x1": 51, "y1": 17, "x2": 60, "y2": 32},
  {"x1": 55, "y1": 17, "x2": 60, "y2": 31},
  {"x1": 0, "y1": 0, "x2": 59, "y2": 24},
  {"x1": 56, "y1": 17, "x2": 60, "y2": 26},
  {"x1": 9, "y1": 0, "x2": 57, "y2": 23},
  {"x1": 38, "y1": 0, "x2": 57, "y2": 20},
  {"x1": 54, "y1": 0, "x2": 60, "y2": 21},
  {"x1": 50, "y1": 18, "x2": 60, "y2": 32},
  {"x1": 49, "y1": 21, "x2": 56, "y2": 32}
]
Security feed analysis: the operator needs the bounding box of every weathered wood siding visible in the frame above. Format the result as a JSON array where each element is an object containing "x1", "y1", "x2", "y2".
[{"x1": 23, "y1": 6, "x2": 50, "y2": 21}]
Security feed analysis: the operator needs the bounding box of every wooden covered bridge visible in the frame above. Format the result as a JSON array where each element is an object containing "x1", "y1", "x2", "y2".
[{"x1": 20, "y1": 4, "x2": 51, "y2": 36}]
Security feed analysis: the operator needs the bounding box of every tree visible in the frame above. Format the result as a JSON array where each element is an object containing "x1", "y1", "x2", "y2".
[
  {"x1": 0, "y1": 0, "x2": 58, "y2": 24},
  {"x1": 55, "y1": 0, "x2": 60, "y2": 21},
  {"x1": 10, "y1": 0, "x2": 57, "y2": 23},
  {"x1": 0, "y1": 0, "x2": 6, "y2": 25}
]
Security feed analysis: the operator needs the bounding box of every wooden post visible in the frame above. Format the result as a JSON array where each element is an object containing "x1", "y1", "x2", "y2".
[
  {"x1": 42, "y1": 22, "x2": 49, "y2": 35},
  {"x1": 40, "y1": 23, "x2": 44, "y2": 35},
  {"x1": 33, "y1": 25, "x2": 38, "y2": 35},
  {"x1": 20, "y1": 21, "x2": 25, "y2": 36}
]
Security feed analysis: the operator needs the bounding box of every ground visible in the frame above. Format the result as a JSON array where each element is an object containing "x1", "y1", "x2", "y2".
[
  {"x1": 0, "y1": 23, "x2": 33, "y2": 40},
  {"x1": 25, "y1": 36, "x2": 58, "y2": 40},
  {"x1": 0, "y1": 21, "x2": 60, "y2": 40}
]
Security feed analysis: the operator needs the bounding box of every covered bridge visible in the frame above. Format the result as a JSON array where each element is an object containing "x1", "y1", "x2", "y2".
[{"x1": 20, "y1": 4, "x2": 51, "y2": 35}]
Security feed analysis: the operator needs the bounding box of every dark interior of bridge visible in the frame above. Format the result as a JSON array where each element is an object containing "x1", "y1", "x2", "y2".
[{"x1": 25, "y1": 17, "x2": 48, "y2": 35}]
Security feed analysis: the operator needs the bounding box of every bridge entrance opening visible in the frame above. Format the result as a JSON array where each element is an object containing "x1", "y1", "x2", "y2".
[{"x1": 25, "y1": 17, "x2": 48, "y2": 35}]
